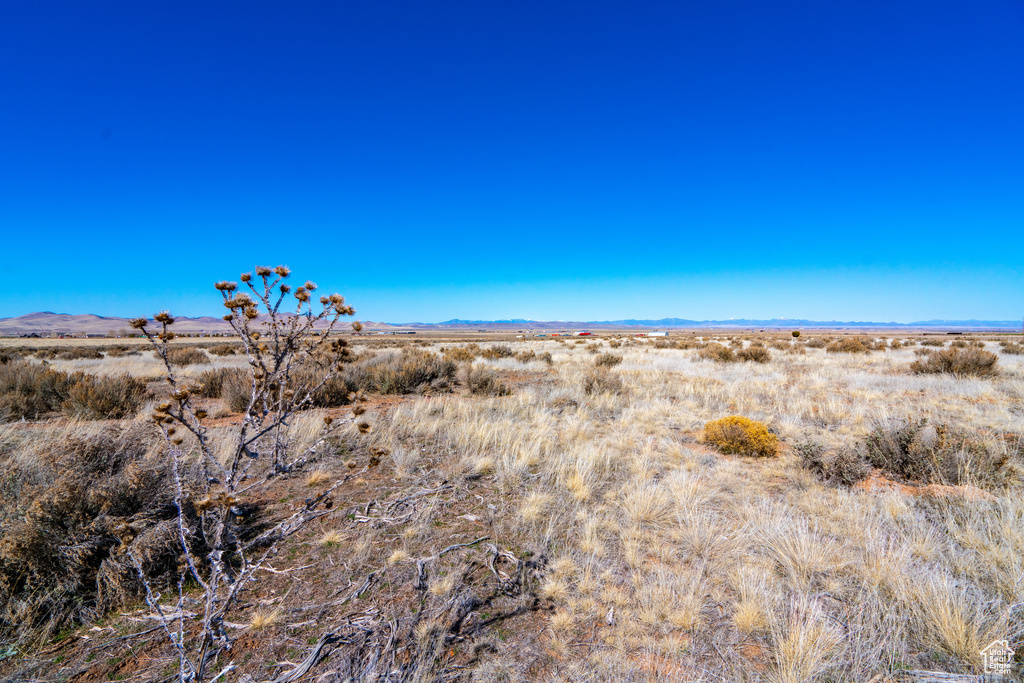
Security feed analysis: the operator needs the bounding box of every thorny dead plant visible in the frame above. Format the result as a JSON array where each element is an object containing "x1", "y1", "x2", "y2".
[{"x1": 128, "y1": 266, "x2": 364, "y2": 682}]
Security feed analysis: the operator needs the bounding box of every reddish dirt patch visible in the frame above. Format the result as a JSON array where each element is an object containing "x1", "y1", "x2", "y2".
[{"x1": 854, "y1": 473, "x2": 996, "y2": 502}]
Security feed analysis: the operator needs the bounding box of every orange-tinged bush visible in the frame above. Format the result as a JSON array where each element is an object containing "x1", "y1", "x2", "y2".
[{"x1": 703, "y1": 416, "x2": 778, "y2": 457}]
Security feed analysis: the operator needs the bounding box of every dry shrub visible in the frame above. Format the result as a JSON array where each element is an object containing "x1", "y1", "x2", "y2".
[
  {"x1": 62, "y1": 373, "x2": 148, "y2": 420},
  {"x1": 105, "y1": 345, "x2": 141, "y2": 357},
  {"x1": 479, "y1": 345, "x2": 514, "y2": 360},
  {"x1": 350, "y1": 349, "x2": 458, "y2": 394},
  {"x1": 805, "y1": 338, "x2": 827, "y2": 348},
  {"x1": 703, "y1": 416, "x2": 778, "y2": 457},
  {"x1": 515, "y1": 349, "x2": 537, "y2": 363},
  {"x1": 662, "y1": 338, "x2": 700, "y2": 350},
  {"x1": 206, "y1": 343, "x2": 239, "y2": 356},
  {"x1": 796, "y1": 441, "x2": 869, "y2": 486},
  {"x1": 464, "y1": 366, "x2": 512, "y2": 396},
  {"x1": 770, "y1": 340, "x2": 791, "y2": 351},
  {"x1": 220, "y1": 349, "x2": 458, "y2": 410},
  {"x1": 863, "y1": 418, "x2": 1015, "y2": 487},
  {"x1": 581, "y1": 368, "x2": 623, "y2": 395},
  {"x1": 0, "y1": 424, "x2": 176, "y2": 643},
  {"x1": 164, "y1": 347, "x2": 210, "y2": 366},
  {"x1": 0, "y1": 361, "x2": 77, "y2": 422},
  {"x1": 697, "y1": 343, "x2": 735, "y2": 363},
  {"x1": 0, "y1": 363, "x2": 145, "y2": 422},
  {"x1": 196, "y1": 367, "x2": 246, "y2": 399},
  {"x1": 442, "y1": 346, "x2": 477, "y2": 363},
  {"x1": 537, "y1": 351, "x2": 553, "y2": 364},
  {"x1": 919, "y1": 339, "x2": 945, "y2": 347},
  {"x1": 594, "y1": 353, "x2": 623, "y2": 368},
  {"x1": 826, "y1": 337, "x2": 872, "y2": 354},
  {"x1": 1000, "y1": 342, "x2": 1024, "y2": 355},
  {"x1": 737, "y1": 346, "x2": 771, "y2": 363},
  {"x1": 909, "y1": 347, "x2": 998, "y2": 378},
  {"x1": 55, "y1": 347, "x2": 104, "y2": 360},
  {"x1": 222, "y1": 369, "x2": 255, "y2": 412}
]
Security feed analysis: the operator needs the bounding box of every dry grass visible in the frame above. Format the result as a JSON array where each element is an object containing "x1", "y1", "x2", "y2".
[
  {"x1": 3, "y1": 335, "x2": 1023, "y2": 681},
  {"x1": 248, "y1": 608, "x2": 282, "y2": 630}
]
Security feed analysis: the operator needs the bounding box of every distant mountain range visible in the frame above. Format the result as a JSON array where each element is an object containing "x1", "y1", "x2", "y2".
[{"x1": 0, "y1": 312, "x2": 1019, "y2": 336}]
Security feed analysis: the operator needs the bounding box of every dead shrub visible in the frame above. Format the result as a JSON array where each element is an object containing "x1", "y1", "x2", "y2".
[
  {"x1": 537, "y1": 351, "x2": 553, "y2": 364},
  {"x1": 737, "y1": 346, "x2": 771, "y2": 363},
  {"x1": 594, "y1": 353, "x2": 623, "y2": 368},
  {"x1": 581, "y1": 368, "x2": 623, "y2": 395},
  {"x1": 697, "y1": 343, "x2": 735, "y2": 363},
  {"x1": 805, "y1": 338, "x2": 827, "y2": 348},
  {"x1": 464, "y1": 366, "x2": 512, "y2": 396},
  {"x1": 796, "y1": 441, "x2": 869, "y2": 487},
  {"x1": 863, "y1": 418, "x2": 1016, "y2": 487},
  {"x1": 919, "y1": 339, "x2": 945, "y2": 347},
  {"x1": 909, "y1": 347, "x2": 998, "y2": 378},
  {"x1": 703, "y1": 416, "x2": 777, "y2": 457},
  {"x1": 164, "y1": 347, "x2": 210, "y2": 366}
]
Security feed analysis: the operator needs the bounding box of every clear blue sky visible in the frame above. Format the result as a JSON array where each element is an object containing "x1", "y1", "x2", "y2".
[{"x1": 2, "y1": 1, "x2": 1021, "y2": 323}]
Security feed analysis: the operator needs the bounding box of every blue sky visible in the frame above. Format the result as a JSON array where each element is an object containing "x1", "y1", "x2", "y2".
[{"x1": 2, "y1": 1, "x2": 1022, "y2": 322}]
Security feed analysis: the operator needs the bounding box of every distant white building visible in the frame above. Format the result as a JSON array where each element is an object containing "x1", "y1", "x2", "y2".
[{"x1": 647, "y1": 331, "x2": 668, "y2": 337}]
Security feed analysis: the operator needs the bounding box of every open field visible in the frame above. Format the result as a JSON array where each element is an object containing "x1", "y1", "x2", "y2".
[{"x1": 1, "y1": 333, "x2": 1022, "y2": 681}]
